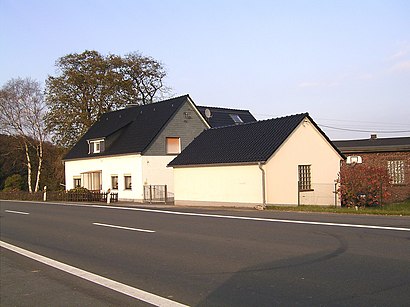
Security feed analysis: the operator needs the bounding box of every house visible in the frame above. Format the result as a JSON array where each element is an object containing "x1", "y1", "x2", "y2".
[
  {"x1": 333, "y1": 135, "x2": 410, "y2": 202},
  {"x1": 168, "y1": 113, "x2": 344, "y2": 208},
  {"x1": 64, "y1": 95, "x2": 210, "y2": 201},
  {"x1": 196, "y1": 106, "x2": 256, "y2": 127}
]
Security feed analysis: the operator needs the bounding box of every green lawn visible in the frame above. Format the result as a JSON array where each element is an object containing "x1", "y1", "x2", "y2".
[{"x1": 266, "y1": 199, "x2": 410, "y2": 216}]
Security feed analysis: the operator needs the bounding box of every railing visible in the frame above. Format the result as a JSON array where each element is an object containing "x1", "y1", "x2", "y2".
[
  {"x1": 143, "y1": 185, "x2": 174, "y2": 204},
  {"x1": 0, "y1": 190, "x2": 118, "y2": 203}
]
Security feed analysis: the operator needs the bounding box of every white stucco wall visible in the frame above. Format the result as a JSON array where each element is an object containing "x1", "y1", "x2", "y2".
[
  {"x1": 65, "y1": 154, "x2": 144, "y2": 201},
  {"x1": 265, "y1": 118, "x2": 341, "y2": 206},
  {"x1": 173, "y1": 164, "x2": 263, "y2": 207},
  {"x1": 141, "y1": 156, "x2": 176, "y2": 192}
]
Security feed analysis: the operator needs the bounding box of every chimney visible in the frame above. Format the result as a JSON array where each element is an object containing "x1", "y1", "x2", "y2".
[{"x1": 370, "y1": 134, "x2": 377, "y2": 140}]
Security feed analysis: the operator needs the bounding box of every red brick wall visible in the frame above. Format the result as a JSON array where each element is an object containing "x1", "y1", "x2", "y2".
[{"x1": 341, "y1": 151, "x2": 410, "y2": 203}]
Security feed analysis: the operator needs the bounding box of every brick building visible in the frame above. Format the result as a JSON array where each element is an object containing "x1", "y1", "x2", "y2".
[{"x1": 333, "y1": 135, "x2": 410, "y2": 203}]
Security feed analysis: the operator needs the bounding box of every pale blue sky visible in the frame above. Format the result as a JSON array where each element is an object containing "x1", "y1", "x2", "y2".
[{"x1": 1, "y1": 0, "x2": 409, "y2": 139}]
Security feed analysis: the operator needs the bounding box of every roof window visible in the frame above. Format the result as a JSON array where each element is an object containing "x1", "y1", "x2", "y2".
[{"x1": 229, "y1": 114, "x2": 243, "y2": 124}]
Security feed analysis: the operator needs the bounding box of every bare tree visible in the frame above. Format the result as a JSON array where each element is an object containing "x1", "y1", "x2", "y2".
[{"x1": 0, "y1": 78, "x2": 47, "y2": 192}]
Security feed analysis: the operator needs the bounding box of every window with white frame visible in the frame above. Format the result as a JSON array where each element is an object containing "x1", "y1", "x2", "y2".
[
  {"x1": 111, "y1": 175, "x2": 118, "y2": 190},
  {"x1": 298, "y1": 165, "x2": 312, "y2": 191},
  {"x1": 73, "y1": 177, "x2": 81, "y2": 188},
  {"x1": 124, "y1": 175, "x2": 132, "y2": 190},
  {"x1": 166, "y1": 137, "x2": 181, "y2": 154},
  {"x1": 387, "y1": 160, "x2": 405, "y2": 185},
  {"x1": 88, "y1": 139, "x2": 105, "y2": 154},
  {"x1": 81, "y1": 171, "x2": 102, "y2": 191}
]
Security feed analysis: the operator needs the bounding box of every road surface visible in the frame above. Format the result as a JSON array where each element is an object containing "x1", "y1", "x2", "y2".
[{"x1": 1, "y1": 200, "x2": 410, "y2": 306}]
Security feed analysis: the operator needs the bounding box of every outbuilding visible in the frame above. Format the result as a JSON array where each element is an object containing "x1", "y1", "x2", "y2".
[{"x1": 168, "y1": 113, "x2": 344, "y2": 208}]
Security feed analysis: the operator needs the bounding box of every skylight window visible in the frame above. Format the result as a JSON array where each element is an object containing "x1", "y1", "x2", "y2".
[{"x1": 229, "y1": 114, "x2": 243, "y2": 124}]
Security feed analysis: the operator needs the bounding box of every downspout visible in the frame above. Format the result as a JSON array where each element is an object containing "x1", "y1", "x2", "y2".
[{"x1": 258, "y1": 162, "x2": 266, "y2": 209}]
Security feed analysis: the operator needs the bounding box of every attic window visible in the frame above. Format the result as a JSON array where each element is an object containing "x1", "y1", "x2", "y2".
[
  {"x1": 229, "y1": 114, "x2": 243, "y2": 124},
  {"x1": 166, "y1": 137, "x2": 181, "y2": 154},
  {"x1": 89, "y1": 139, "x2": 105, "y2": 154}
]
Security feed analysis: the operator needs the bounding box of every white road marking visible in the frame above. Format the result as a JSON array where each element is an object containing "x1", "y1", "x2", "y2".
[
  {"x1": 83, "y1": 205, "x2": 410, "y2": 232},
  {"x1": 5, "y1": 210, "x2": 30, "y2": 215},
  {"x1": 0, "y1": 241, "x2": 188, "y2": 307},
  {"x1": 93, "y1": 222, "x2": 155, "y2": 233},
  {"x1": 5, "y1": 200, "x2": 410, "y2": 232}
]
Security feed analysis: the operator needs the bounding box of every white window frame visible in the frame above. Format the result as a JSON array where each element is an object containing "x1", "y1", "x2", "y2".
[
  {"x1": 124, "y1": 175, "x2": 132, "y2": 190},
  {"x1": 166, "y1": 137, "x2": 181, "y2": 155},
  {"x1": 88, "y1": 139, "x2": 105, "y2": 154},
  {"x1": 388, "y1": 160, "x2": 405, "y2": 185},
  {"x1": 111, "y1": 175, "x2": 119, "y2": 190}
]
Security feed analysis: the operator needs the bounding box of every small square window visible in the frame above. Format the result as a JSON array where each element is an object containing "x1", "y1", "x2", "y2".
[
  {"x1": 166, "y1": 137, "x2": 181, "y2": 154},
  {"x1": 124, "y1": 175, "x2": 132, "y2": 190},
  {"x1": 111, "y1": 175, "x2": 118, "y2": 190},
  {"x1": 73, "y1": 177, "x2": 81, "y2": 188},
  {"x1": 89, "y1": 139, "x2": 105, "y2": 154}
]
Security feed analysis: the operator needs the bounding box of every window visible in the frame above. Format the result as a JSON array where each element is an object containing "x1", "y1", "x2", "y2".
[
  {"x1": 298, "y1": 165, "x2": 312, "y2": 191},
  {"x1": 111, "y1": 175, "x2": 118, "y2": 190},
  {"x1": 388, "y1": 160, "x2": 405, "y2": 185},
  {"x1": 81, "y1": 171, "x2": 102, "y2": 191},
  {"x1": 166, "y1": 137, "x2": 181, "y2": 154},
  {"x1": 73, "y1": 177, "x2": 81, "y2": 188},
  {"x1": 124, "y1": 175, "x2": 132, "y2": 190},
  {"x1": 229, "y1": 114, "x2": 243, "y2": 124},
  {"x1": 88, "y1": 139, "x2": 105, "y2": 154}
]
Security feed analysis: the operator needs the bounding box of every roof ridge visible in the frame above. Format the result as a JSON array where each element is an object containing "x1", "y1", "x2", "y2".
[
  {"x1": 207, "y1": 112, "x2": 308, "y2": 130},
  {"x1": 197, "y1": 105, "x2": 251, "y2": 112}
]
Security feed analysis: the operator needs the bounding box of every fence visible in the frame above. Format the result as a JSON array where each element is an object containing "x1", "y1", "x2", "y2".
[
  {"x1": 0, "y1": 190, "x2": 118, "y2": 203},
  {"x1": 143, "y1": 185, "x2": 174, "y2": 204}
]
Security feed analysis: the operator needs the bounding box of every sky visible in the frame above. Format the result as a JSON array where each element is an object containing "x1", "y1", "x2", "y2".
[{"x1": 1, "y1": 0, "x2": 409, "y2": 140}]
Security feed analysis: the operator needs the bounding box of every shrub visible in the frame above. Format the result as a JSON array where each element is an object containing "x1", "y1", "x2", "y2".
[
  {"x1": 338, "y1": 164, "x2": 391, "y2": 208},
  {"x1": 68, "y1": 186, "x2": 91, "y2": 194},
  {"x1": 3, "y1": 174, "x2": 24, "y2": 191}
]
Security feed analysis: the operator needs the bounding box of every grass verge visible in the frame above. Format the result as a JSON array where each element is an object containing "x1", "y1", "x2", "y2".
[{"x1": 266, "y1": 199, "x2": 410, "y2": 216}]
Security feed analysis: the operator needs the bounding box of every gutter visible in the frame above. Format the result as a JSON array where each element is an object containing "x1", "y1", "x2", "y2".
[{"x1": 258, "y1": 162, "x2": 266, "y2": 209}]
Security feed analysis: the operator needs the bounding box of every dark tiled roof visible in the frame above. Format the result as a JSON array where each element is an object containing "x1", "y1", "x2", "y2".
[
  {"x1": 333, "y1": 136, "x2": 410, "y2": 153},
  {"x1": 197, "y1": 106, "x2": 256, "y2": 128},
  {"x1": 169, "y1": 113, "x2": 329, "y2": 166},
  {"x1": 64, "y1": 95, "x2": 189, "y2": 160}
]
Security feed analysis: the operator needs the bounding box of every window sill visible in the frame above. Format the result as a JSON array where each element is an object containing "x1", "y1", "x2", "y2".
[{"x1": 299, "y1": 189, "x2": 314, "y2": 192}]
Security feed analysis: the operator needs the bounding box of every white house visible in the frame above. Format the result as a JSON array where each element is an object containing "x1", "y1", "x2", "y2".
[
  {"x1": 168, "y1": 113, "x2": 344, "y2": 208},
  {"x1": 63, "y1": 95, "x2": 257, "y2": 202}
]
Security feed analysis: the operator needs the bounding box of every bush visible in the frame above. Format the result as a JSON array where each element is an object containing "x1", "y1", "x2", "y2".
[
  {"x1": 3, "y1": 174, "x2": 24, "y2": 191},
  {"x1": 68, "y1": 186, "x2": 91, "y2": 194},
  {"x1": 338, "y1": 164, "x2": 391, "y2": 208}
]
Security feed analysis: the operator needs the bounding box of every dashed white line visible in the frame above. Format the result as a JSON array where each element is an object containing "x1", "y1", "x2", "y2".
[
  {"x1": 93, "y1": 222, "x2": 155, "y2": 233},
  {"x1": 0, "y1": 241, "x2": 188, "y2": 307},
  {"x1": 5, "y1": 210, "x2": 30, "y2": 215}
]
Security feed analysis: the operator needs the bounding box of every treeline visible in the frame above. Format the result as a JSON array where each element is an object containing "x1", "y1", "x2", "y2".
[
  {"x1": 0, "y1": 134, "x2": 65, "y2": 191},
  {"x1": 0, "y1": 50, "x2": 168, "y2": 192}
]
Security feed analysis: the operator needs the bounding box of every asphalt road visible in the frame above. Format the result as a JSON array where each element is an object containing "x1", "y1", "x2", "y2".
[{"x1": 1, "y1": 200, "x2": 410, "y2": 306}]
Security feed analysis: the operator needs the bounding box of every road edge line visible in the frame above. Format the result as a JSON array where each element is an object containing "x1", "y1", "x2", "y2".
[{"x1": 0, "y1": 240, "x2": 188, "y2": 307}]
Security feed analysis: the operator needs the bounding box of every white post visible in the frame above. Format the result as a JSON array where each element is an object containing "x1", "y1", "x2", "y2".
[
  {"x1": 43, "y1": 186, "x2": 47, "y2": 202},
  {"x1": 107, "y1": 189, "x2": 111, "y2": 204}
]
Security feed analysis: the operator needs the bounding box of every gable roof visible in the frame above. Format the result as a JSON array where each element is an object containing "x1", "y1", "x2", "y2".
[
  {"x1": 333, "y1": 136, "x2": 410, "y2": 153},
  {"x1": 64, "y1": 95, "x2": 193, "y2": 160},
  {"x1": 169, "y1": 112, "x2": 342, "y2": 167},
  {"x1": 196, "y1": 106, "x2": 256, "y2": 128}
]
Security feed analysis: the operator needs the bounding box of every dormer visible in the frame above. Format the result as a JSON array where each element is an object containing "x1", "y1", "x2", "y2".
[{"x1": 88, "y1": 138, "x2": 105, "y2": 154}]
